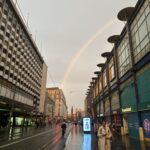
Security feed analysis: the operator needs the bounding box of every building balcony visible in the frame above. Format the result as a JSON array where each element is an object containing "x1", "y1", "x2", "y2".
[
  {"x1": 10, "y1": 69, "x2": 13, "y2": 74},
  {"x1": 8, "y1": 77, "x2": 13, "y2": 82},
  {"x1": 0, "y1": 30, "x2": 4, "y2": 36},
  {"x1": 8, "y1": 21, "x2": 11, "y2": 26},
  {"x1": 1, "y1": 22, "x2": 5, "y2": 27},
  {"x1": 0, "y1": 38, "x2": 2, "y2": 44},
  {"x1": 8, "y1": 49, "x2": 12, "y2": 54},
  {"x1": 6, "y1": 65, "x2": 9, "y2": 70},
  {"x1": 0, "y1": 62, "x2": 4, "y2": 67},
  {"x1": 9, "y1": 42, "x2": 13, "y2": 47},
  {"x1": 2, "y1": 14, "x2": 7, "y2": 20},
  {"x1": 11, "y1": 61, "x2": 15, "y2": 66},
  {"x1": 3, "y1": 74, "x2": 8, "y2": 79},
  {"x1": 7, "y1": 57, "x2": 11, "y2": 62},
  {"x1": 12, "y1": 80, "x2": 16, "y2": 84},
  {"x1": 11, "y1": 34, "x2": 15, "y2": 40},
  {"x1": 0, "y1": 71, "x2": 3, "y2": 76},
  {"x1": 1, "y1": 53, "x2": 6, "y2": 58}
]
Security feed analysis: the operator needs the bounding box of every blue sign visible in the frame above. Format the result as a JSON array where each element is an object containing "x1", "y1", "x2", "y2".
[{"x1": 83, "y1": 117, "x2": 91, "y2": 132}]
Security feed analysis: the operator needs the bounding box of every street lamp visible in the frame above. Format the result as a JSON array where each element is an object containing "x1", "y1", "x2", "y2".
[
  {"x1": 97, "y1": 63, "x2": 105, "y2": 68},
  {"x1": 117, "y1": 7, "x2": 134, "y2": 22},
  {"x1": 101, "y1": 52, "x2": 112, "y2": 58},
  {"x1": 94, "y1": 71, "x2": 101, "y2": 76}
]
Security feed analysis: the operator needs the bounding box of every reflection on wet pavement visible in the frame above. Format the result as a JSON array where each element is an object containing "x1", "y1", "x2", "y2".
[
  {"x1": 0, "y1": 125, "x2": 59, "y2": 146},
  {"x1": 82, "y1": 134, "x2": 92, "y2": 150},
  {"x1": 65, "y1": 125, "x2": 150, "y2": 150}
]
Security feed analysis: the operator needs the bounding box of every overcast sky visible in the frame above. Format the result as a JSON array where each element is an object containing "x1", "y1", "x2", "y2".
[{"x1": 17, "y1": 0, "x2": 137, "y2": 113}]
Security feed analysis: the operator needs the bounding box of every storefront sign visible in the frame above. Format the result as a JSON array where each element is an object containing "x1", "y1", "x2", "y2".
[
  {"x1": 83, "y1": 117, "x2": 91, "y2": 132},
  {"x1": 144, "y1": 119, "x2": 150, "y2": 133},
  {"x1": 122, "y1": 107, "x2": 131, "y2": 113}
]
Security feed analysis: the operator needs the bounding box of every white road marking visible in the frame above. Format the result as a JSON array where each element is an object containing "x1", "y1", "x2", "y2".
[{"x1": 0, "y1": 129, "x2": 52, "y2": 149}]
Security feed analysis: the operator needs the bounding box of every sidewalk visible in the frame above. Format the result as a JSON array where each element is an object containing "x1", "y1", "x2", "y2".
[
  {"x1": 65, "y1": 125, "x2": 150, "y2": 150},
  {"x1": 0, "y1": 125, "x2": 55, "y2": 145}
]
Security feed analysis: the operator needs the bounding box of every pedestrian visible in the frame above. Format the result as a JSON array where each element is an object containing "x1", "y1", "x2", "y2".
[
  {"x1": 94, "y1": 122, "x2": 99, "y2": 136},
  {"x1": 97, "y1": 121, "x2": 106, "y2": 150},
  {"x1": 106, "y1": 122, "x2": 112, "y2": 150},
  {"x1": 61, "y1": 120, "x2": 67, "y2": 137}
]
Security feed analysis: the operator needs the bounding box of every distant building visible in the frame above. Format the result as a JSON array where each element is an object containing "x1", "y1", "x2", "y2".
[
  {"x1": 44, "y1": 92, "x2": 55, "y2": 119},
  {"x1": 75, "y1": 108, "x2": 85, "y2": 121},
  {"x1": 39, "y1": 63, "x2": 47, "y2": 113},
  {"x1": 46, "y1": 87, "x2": 67, "y2": 120}
]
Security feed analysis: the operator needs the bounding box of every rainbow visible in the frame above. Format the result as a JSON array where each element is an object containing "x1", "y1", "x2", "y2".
[{"x1": 61, "y1": 18, "x2": 117, "y2": 89}]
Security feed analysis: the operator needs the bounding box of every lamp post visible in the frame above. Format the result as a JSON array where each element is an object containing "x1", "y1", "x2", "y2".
[
  {"x1": 101, "y1": 52, "x2": 112, "y2": 123},
  {"x1": 97, "y1": 63, "x2": 105, "y2": 122},
  {"x1": 108, "y1": 35, "x2": 123, "y2": 132}
]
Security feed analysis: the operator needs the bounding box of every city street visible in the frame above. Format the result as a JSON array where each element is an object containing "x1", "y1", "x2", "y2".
[
  {"x1": 0, "y1": 0, "x2": 150, "y2": 150},
  {"x1": 0, "y1": 124, "x2": 71, "y2": 150}
]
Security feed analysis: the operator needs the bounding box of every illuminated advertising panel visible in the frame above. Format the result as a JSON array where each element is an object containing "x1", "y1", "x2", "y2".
[{"x1": 83, "y1": 117, "x2": 91, "y2": 132}]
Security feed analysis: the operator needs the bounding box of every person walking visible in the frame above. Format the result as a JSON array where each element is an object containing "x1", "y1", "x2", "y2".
[
  {"x1": 106, "y1": 122, "x2": 112, "y2": 150},
  {"x1": 97, "y1": 121, "x2": 106, "y2": 150},
  {"x1": 94, "y1": 122, "x2": 99, "y2": 136},
  {"x1": 61, "y1": 120, "x2": 67, "y2": 137}
]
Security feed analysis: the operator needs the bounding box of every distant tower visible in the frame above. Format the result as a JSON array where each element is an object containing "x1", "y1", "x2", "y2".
[{"x1": 71, "y1": 106, "x2": 74, "y2": 121}]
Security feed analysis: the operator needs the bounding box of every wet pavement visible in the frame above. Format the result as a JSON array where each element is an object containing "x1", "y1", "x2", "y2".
[
  {"x1": 65, "y1": 125, "x2": 150, "y2": 150},
  {"x1": 1, "y1": 124, "x2": 150, "y2": 150},
  {"x1": 0, "y1": 124, "x2": 72, "y2": 150}
]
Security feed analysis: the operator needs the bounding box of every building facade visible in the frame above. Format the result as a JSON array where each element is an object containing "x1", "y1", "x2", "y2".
[
  {"x1": 86, "y1": 0, "x2": 150, "y2": 141},
  {"x1": 39, "y1": 63, "x2": 47, "y2": 113},
  {"x1": 44, "y1": 92, "x2": 55, "y2": 120},
  {"x1": 0, "y1": 0, "x2": 47, "y2": 127},
  {"x1": 47, "y1": 87, "x2": 67, "y2": 121}
]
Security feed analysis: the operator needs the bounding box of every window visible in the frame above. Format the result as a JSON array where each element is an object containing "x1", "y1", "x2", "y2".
[
  {"x1": 131, "y1": 0, "x2": 150, "y2": 63},
  {"x1": 118, "y1": 34, "x2": 132, "y2": 77},
  {"x1": 109, "y1": 58, "x2": 115, "y2": 81},
  {"x1": 103, "y1": 70, "x2": 107, "y2": 87}
]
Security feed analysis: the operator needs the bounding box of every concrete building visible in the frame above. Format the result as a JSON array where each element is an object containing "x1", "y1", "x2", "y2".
[
  {"x1": 85, "y1": 0, "x2": 150, "y2": 141},
  {"x1": 39, "y1": 63, "x2": 47, "y2": 113},
  {"x1": 0, "y1": 0, "x2": 47, "y2": 127},
  {"x1": 47, "y1": 87, "x2": 68, "y2": 121}
]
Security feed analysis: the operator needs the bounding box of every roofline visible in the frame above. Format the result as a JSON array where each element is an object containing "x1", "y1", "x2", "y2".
[
  {"x1": 9, "y1": 0, "x2": 44, "y2": 63},
  {"x1": 115, "y1": 0, "x2": 145, "y2": 49}
]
